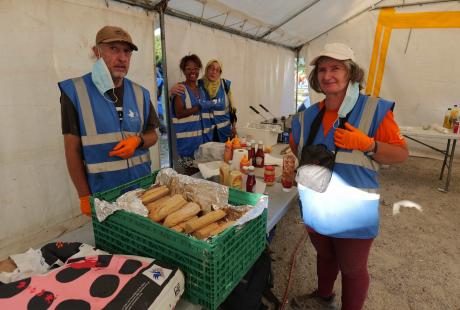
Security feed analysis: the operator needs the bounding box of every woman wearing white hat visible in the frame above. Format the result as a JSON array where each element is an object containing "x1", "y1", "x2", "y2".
[{"x1": 290, "y1": 43, "x2": 408, "y2": 309}]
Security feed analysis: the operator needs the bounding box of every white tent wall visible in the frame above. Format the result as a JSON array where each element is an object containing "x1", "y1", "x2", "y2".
[
  {"x1": 164, "y1": 15, "x2": 296, "y2": 126},
  {"x1": 300, "y1": 3, "x2": 460, "y2": 159},
  {"x1": 0, "y1": 0, "x2": 158, "y2": 259}
]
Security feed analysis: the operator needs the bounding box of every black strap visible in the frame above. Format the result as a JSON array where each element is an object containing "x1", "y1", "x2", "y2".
[
  {"x1": 306, "y1": 106, "x2": 349, "y2": 150},
  {"x1": 223, "y1": 79, "x2": 229, "y2": 94},
  {"x1": 306, "y1": 106, "x2": 325, "y2": 146}
]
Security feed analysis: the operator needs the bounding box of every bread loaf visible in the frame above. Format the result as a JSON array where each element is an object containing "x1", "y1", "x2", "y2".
[
  {"x1": 183, "y1": 209, "x2": 226, "y2": 233},
  {"x1": 209, "y1": 221, "x2": 236, "y2": 237},
  {"x1": 193, "y1": 222, "x2": 220, "y2": 239},
  {"x1": 141, "y1": 186, "x2": 170, "y2": 204},
  {"x1": 150, "y1": 194, "x2": 187, "y2": 222},
  {"x1": 171, "y1": 225, "x2": 184, "y2": 232},
  {"x1": 146, "y1": 196, "x2": 169, "y2": 213},
  {"x1": 163, "y1": 202, "x2": 201, "y2": 228}
]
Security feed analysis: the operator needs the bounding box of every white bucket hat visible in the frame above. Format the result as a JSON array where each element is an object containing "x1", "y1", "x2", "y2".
[{"x1": 309, "y1": 43, "x2": 355, "y2": 66}]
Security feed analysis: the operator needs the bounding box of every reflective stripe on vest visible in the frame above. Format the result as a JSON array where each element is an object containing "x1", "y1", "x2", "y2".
[
  {"x1": 335, "y1": 97, "x2": 379, "y2": 172},
  {"x1": 73, "y1": 77, "x2": 151, "y2": 171},
  {"x1": 170, "y1": 85, "x2": 204, "y2": 157},
  {"x1": 216, "y1": 120, "x2": 230, "y2": 129},
  {"x1": 171, "y1": 88, "x2": 199, "y2": 125},
  {"x1": 87, "y1": 152, "x2": 150, "y2": 173},
  {"x1": 176, "y1": 130, "x2": 202, "y2": 139},
  {"x1": 74, "y1": 78, "x2": 145, "y2": 139}
]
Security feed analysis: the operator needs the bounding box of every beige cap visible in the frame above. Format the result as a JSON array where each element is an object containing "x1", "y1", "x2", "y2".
[
  {"x1": 309, "y1": 43, "x2": 355, "y2": 66},
  {"x1": 95, "y1": 25, "x2": 138, "y2": 51}
]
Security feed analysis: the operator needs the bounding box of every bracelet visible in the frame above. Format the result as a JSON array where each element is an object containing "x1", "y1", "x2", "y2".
[
  {"x1": 138, "y1": 134, "x2": 145, "y2": 148},
  {"x1": 366, "y1": 141, "x2": 378, "y2": 156},
  {"x1": 373, "y1": 141, "x2": 378, "y2": 153}
]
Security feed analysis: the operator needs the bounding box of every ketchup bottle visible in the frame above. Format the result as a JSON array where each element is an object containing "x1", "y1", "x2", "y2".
[
  {"x1": 246, "y1": 166, "x2": 256, "y2": 193},
  {"x1": 255, "y1": 141, "x2": 265, "y2": 168}
]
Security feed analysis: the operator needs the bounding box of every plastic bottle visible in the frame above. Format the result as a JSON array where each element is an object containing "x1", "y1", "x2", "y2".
[
  {"x1": 229, "y1": 170, "x2": 243, "y2": 190},
  {"x1": 246, "y1": 143, "x2": 253, "y2": 163},
  {"x1": 242, "y1": 166, "x2": 249, "y2": 190},
  {"x1": 224, "y1": 137, "x2": 233, "y2": 163},
  {"x1": 240, "y1": 137, "x2": 247, "y2": 148},
  {"x1": 450, "y1": 105, "x2": 459, "y2": 127},
  {"x1": 443, "y1": 108, "x2": 452, "y2": 129},
  {"x1": 453, "y1": 117, "x2": 460, "y2": 134},
  {"x1": 249, "y1": 142, "x2": 256, "y2": 166},
  {"x1": 264, "y1": 165, "x2": 275, "y2": 186},
  {"x1": 240, "y1": 155, "x2": 250, "y2": 173},
  {"x1": 281, "y1": 153, "x2": 296, "y2": 192},
  {"x1": 232, "y1": 135, "x2": 241, "y2": 150},
  {"x1": 255, "y1": 141, "x2": 265, "y2": 168},
  {"x1": 219, "y1": 162, "x2": 230, "y2": 186},
  {"x1": 246, "y1": 166, "x2": 256, "y2": 193}
]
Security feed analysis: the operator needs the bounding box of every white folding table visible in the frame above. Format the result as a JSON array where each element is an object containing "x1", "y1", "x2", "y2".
[{"x1": 400, "y1": 126, "x2": 460, "y2": 192}]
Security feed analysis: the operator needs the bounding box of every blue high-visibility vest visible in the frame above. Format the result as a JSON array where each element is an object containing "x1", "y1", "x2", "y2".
[
  {"x1": 292, "y1": 94, "x2": 394, "y2": 238},
  {"x1": 199, "y1": 79, "x2": 232, "y2": 142},
  {"x1": 170, "y1": 83, "x2": 205, "y2": 157},
  {"x1": 59, "y1": 73, "x2": 151, "y2": 194}
]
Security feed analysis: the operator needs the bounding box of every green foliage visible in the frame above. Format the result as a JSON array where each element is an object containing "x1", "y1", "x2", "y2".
[{"x1": 155, "y1": 34, "x2": 162, "y2": 65}]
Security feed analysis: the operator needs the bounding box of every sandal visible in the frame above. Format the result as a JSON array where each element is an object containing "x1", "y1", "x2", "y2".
[{"x1": 290, "y1": 290, "x2": 337, "y2": 310}]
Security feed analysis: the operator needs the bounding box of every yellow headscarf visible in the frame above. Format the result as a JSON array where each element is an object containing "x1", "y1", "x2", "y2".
[
  {"x1": 203, "y1": 59, "x2": 223, "y2": 99},
  {"x1": 202, "y1": 59, "x2": 237, "y2": 125}
]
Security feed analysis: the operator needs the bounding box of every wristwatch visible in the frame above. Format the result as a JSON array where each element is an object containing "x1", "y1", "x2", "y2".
[{"x1": 366, "y1": 141, "x2": 378, "y2": 156}]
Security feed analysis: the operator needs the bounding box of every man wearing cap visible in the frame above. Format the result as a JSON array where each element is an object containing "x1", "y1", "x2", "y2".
[{"x1": 59, "y1": 26, "x2": 160, "y2": 216}]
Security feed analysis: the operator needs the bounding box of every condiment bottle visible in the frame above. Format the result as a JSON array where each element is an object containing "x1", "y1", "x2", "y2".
[
  {"x1": 444, "y1": 108, "x2": 452, "y2": 129},
  {"x1": 451, "y1": 105, "x2": 459, "y2": 127},
  {"x1": 255, "y1": 141, "x2": 265, "y2": 168},
  {"x1": 240, "y1": 137, "x2": 247, "y2": 148},
  {"x1": 264, "y1": 165, "x2": 275, "y2": 186},
  {"x1": 246, "y1": 166, "x2": 256, "y2": 193},
  {"x1": 249, "y1": 142, "x2": 256, "y2": 166},
  {"x1": 224, "y1": 137, "x2": 233, "y2": 163},
  {"x1": 246, "y1": 143, "x2": 253, "y2": 162},
  {"x1": 219, "y1": 162, "x2": 230, "y2": 186},
  {"x1": 229, "y1": 170, "x2": 243, "y2": 190},
  {"x1": 242, "y1": 166, "x2": 249, "y2": 190},
  {"x1": 281, "y1": 153, "x2": 296, "y2": 191},
  {"x1": 240, "y1": 155, "x2": 250, "y2": 173},
  {"x1": 232, "y1": 135, "x2": 241, "y2": 150}
]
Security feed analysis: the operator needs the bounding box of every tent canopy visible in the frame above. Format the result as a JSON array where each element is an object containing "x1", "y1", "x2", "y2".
[{"x1": 117, "y1": 0, "x2": 451, "y2": 49}]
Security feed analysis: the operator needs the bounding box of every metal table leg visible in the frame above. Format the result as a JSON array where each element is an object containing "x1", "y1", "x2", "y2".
[
  {"x1": 438, "y1": 139, "x2": 456, "y2": 193},
  {"x1": 440, "y1": 139, "x2": 451, "y2": 180}
]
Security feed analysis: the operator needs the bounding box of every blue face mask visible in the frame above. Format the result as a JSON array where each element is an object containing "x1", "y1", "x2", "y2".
[
  {"x1": 338, "y1": 81, "x2": 360, "y2": 118},
  {"x1": 91, "y1": 57, "x2": 114, "y2": 96}
]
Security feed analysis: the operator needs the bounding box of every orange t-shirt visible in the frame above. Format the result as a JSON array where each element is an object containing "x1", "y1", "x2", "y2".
[{"x1": 318, "y1": 101, "x2": 406, "y2": 146}]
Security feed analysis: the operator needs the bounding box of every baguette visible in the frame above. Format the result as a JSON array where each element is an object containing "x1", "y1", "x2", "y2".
[
  {"x1": 176, "y1": 216, "x2": 199, "y2": 230},
  {"x1": 150, "y1": 194, "x2": 187, "y2": 222},
  {"x1": 171, "y1": 225, "x2": 184, "y2": 233},
  {"x1": 193, "y1": 222, "x2": 220, "y2": 240},
  {"x1": 183, "y1": 209, "x2": 226, "y2": 234},
  {"x1": 163, "y1": 202, "x2": 201, "y2": 228},
  {"x1": 146, "y1": 196, "x2": 169, "y2": 213},
  {"x1": 141, "y1": 186, "x2": 170, "y2": 205},
  {"x1": 170, "y1": 215, "x2": 199, "y2": 232},
  {"x1": 209, "y1": 221, "x2": 236, "y2": 237}
]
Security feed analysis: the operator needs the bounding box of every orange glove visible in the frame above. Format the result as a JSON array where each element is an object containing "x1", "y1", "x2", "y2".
[
  {"x1": 79, "y1": 195, "x2": 91, "y2": 216},
  {"x1": 334, "y1": 122, "x2": 374, "y2": 151},
  {"x1": 109, "y1": 136, "x2": 141, "y2": 159}
]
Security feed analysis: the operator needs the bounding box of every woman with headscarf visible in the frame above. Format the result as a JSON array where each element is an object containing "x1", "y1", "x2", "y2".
[
  {"x1": 198, "y1": 59, "x2": 237, "y2": 142},
  {"x1": 170, "y1": 58, "x2": 237, "y2": 143}
]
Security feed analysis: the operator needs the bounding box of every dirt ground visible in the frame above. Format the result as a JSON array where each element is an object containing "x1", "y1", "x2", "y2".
[{"x1": 270, "y1": 156, "x2": 460, "y2": 310}]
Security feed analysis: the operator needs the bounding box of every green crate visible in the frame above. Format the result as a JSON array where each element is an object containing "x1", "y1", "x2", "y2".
[{"x1": 91, "y1": 171, "x2": 267, "y2": 310}]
